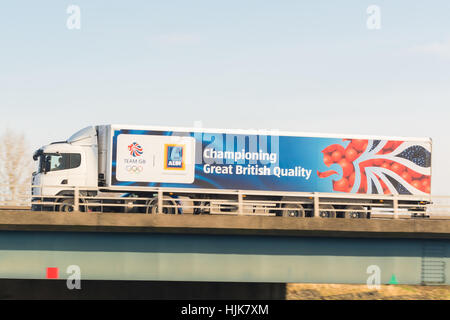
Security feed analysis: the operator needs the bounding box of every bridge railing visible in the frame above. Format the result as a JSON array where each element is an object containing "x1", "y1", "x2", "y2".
[{"x1": 0, "y1": 184, "x2": 449, "y2": 219}]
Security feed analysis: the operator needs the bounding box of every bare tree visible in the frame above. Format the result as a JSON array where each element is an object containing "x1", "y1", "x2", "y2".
[{"x1": 0, "y1": 129, "x2": 34, "y2": 206}]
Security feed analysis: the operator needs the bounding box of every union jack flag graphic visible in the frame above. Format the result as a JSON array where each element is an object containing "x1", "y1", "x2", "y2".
[
  {"x1": 318, "y1": 139, "x2": 431, "y2": 195},
  {"x1": 128, "y1": 142, "x2": 143, "y2": 157}
]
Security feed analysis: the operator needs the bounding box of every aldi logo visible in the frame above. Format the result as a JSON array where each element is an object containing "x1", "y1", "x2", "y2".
[{"x1": 165, "y1": 144, "x2": 185, "y2": 170}]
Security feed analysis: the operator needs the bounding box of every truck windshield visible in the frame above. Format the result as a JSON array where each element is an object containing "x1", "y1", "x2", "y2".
[{"x1": 39, "y1": 153, "x2": 81, "y2": 173}]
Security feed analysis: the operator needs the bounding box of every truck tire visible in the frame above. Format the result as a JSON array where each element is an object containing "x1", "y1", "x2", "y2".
[
  {"x1": 145, "y1": 198, "x2": 176, "y2": 214},
  {"x1": 193, "y1": 201, "x2": 210, "y2": 214},
  {"x1": 281, "y1": 203, "x2": 305, "y2": 217},
  {"x1": 58, "y1": 199, "x2": 74, "y2": 213},
  {"x1": 319, "y1": 204, "x2": 336, "y2": 218},
  {"x1": 344, "y1": 205, "x2": 367, "y2": 219}
]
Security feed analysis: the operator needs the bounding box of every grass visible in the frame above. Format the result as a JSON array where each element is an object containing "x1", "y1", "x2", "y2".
[{"x1": 287, "y1": 283, "x2": 450, "y2": 300}]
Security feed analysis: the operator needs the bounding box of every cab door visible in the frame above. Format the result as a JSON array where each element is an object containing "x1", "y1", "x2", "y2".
[
  {"x1": 40, "y1": 152, "x2": 84, "y2": 196},
  {"x1": 64, "y1": 153, "x2": 85, "y2": 187},
  {"x1": 40, "y1": 153, "x2": 70, "y2": 196}
]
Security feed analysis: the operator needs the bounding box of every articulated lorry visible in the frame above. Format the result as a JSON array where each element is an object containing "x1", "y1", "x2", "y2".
[{"x1": 31, "y1": 125, "x2": 432, "y2": 218}]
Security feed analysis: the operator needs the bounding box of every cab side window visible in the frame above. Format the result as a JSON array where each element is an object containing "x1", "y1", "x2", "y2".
[
  {"x1": 44, "y1": 153, "x2": 81, "y2": 172},
  {"x1": 69, "y1": 154, "x2": 81, "y2": 169},
  {"x1": 49, "y1": 154, "x2": 66, "y2": 171}
]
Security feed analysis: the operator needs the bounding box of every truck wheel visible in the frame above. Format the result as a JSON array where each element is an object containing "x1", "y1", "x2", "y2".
[
  {"x1": 344, "y1": 205, "x2": 367, "y2": 219},
  {"x1": 281, "y1": 203, "x2": 305, "y2": 217},
  {"x1": 145, "y1": 199, "x2": 176, "y2": 214},
  {"x1": 194, "y1": 201, "x2": 209, "y2": 214},
  {"x1": 58, "y1": 199, "x2": 74, "y2": 213},
  {"x1": 319, "y1": 204, "x2": 335, "y2": 218}
]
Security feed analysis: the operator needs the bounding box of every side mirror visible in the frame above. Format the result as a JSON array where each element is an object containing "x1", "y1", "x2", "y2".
[{"x1": 33, "y1": 149, "x2": 43, "y2": 161}]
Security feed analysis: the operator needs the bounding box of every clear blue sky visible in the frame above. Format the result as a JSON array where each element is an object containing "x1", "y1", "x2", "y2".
[{"x1": 0, "y1": 1, "x2": 449, "y2": 194}]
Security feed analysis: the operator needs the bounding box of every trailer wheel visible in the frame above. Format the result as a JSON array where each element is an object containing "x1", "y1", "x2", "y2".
[
  {"x1": 145, "y1": 198, "x2": 176, "y2": 214},
  {"x1": 344, "y1": 205, "x2": 367, "y2": 219},
  {"x1": 281, "y1": 203, "x2": 305, "y2": 217},
  {"x1": 319, "y1": 204, "x2": 336, "y2": 218}
]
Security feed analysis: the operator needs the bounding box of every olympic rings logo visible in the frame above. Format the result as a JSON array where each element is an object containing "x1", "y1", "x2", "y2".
[{"x1": 126, "y1": 165, "x2": 144, "y2": 174}]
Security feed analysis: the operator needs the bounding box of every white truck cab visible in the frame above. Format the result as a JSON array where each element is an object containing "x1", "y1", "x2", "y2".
[{"x1": 31, "y1": 127, "x2": 98, "y2": 210}]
